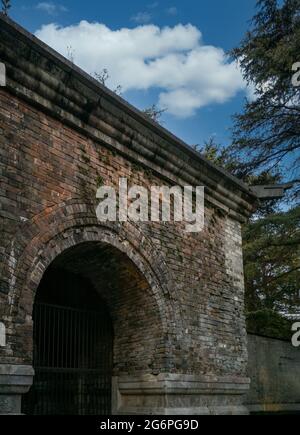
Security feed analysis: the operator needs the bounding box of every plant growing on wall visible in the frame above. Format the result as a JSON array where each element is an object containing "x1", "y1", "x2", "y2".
[
  {"x1": 94, "y1": 69, "x2": 123, "y2": 96},
  {"x1": 142, "y1": 104, "x2": 167, "y2": 125},
  {"x1": 93, "y1": 68, "x2": 167, "y2": 124}
]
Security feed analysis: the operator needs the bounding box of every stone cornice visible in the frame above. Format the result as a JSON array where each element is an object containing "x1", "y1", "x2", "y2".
[
  {"x1": 117, "y1": 373, "x2": 250, "y2": 395},
  {"x1": 0, "y1": 15, "x2": 257, "y2": 222}
]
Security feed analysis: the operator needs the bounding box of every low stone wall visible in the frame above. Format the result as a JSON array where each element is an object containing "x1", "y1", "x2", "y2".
[{"x1": 247, "y1": 334, "x2": 300, "y2": 414}]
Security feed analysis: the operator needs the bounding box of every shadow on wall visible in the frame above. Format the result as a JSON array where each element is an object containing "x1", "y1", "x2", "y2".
[{"x1": 246, "y1": 334, "x2": 300, "y2": 415}]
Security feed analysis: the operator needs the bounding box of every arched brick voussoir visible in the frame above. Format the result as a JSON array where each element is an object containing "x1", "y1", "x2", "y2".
[{"x1": 8, "y1": 201, "x2": 183, "y2": 339}]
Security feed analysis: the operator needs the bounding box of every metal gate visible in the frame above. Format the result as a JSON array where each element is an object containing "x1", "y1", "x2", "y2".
[{"x1": 22, "y1": 302, "x2": 113, "y2": 415}]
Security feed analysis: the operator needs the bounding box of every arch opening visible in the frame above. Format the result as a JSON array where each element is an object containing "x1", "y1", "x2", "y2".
[{"x1": 22, "y1": 241, "x2": 165, "y2": 415}]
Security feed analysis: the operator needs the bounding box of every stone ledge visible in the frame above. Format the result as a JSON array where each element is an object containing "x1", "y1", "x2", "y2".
[
  {"x1": 113, "y1": 374, "x2": 250, "y2": 415},
  {"x1": 0, "y1": 365, "x2": 34, "y2": 393},
  {"x1": 0, "y1": 365, "x2": 34, "y2": 414},
  {"x1": 116, "y1": 406, "x2": 249, "y2": 416},
  {"x1": 117, "y1": 374, "x2": 250, "y2": 395}
]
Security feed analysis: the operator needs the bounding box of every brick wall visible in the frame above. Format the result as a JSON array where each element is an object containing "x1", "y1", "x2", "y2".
[{"x1": 0, "y1": 88, "x2": 248, "y2": 378}]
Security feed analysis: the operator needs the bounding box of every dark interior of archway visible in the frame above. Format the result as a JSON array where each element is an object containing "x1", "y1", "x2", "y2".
[
  {"x1": 36, "y1": 265, "x2": 107, "y2": 311},
  {"x1": 23, "y1": 247, "x2": 114, "y2": 416},
  {"x1": 22, "y1": 241, "x2": 164, "y2": 415}
]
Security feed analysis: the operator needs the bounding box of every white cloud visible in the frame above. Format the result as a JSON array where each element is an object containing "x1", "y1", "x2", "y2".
[
  {"x1": 246, "y1": 82, "x2": 257, "y2": 102},
  {"x1": 166, "y1": 7, "x2": 178, "y2": 16},
  {"x1": 35, "y1": 21, "x2": 247, "y2": 118},
  {"x1": 36, "y1": 2, "x2": 67, "y2": 15},
  {"x1": 131, "y1": 12, "x2": 152, "y2": 24}
]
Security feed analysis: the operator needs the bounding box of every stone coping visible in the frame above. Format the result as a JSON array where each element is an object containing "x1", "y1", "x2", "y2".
[{"x1": 0, "y1": 14, "x2": 257, "y2": 222}]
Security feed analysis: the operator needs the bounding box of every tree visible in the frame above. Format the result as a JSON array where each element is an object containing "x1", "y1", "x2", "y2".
[
  {"x1": 200, "y1": 138, "x2": 300, "y2": 321},
  {"x1": 200, "y1": 137, "x2": 283, "y2": 215},
  {"x1": 246, "y1": 309, "x2": 293, "y2": 340},
  {"x1": 243, "y1": 206, "x2": 300, "y2": 316},
  {"x1": 224, "y1": 0, "x2": 300, "y2": 330},
  {"x1": 198, "y1": 137, "x2": 247, "y2": 178},
  {"x1": 231, "y1": 0, "x2": 300, "y2": 201},
  {"x1": 1, "y1": 0, "x2": 11, "y2": 15}
]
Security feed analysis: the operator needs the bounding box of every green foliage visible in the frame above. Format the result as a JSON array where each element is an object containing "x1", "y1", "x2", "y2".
[
  {"x1": 81, "y1": 154, "x2": 90, "y2": 164},
  {"x1": 201, "y1": 138, "x2": 300, "y2": 330},
  {"x1": 96, "y1": 175, "x2": 104, "y2": 188},
  {"x1": 200, "y1": 137, "x2": 282, "y2": 215},
  {"x1": 244, "y1": 206, "x2": 300, "y2": 315},
  {"x1": 1, "y1": 0, "x2": 11, "y2": 15},
  {"x1": 246, "y1": 309, "x2": 293, "y2": 340},
  {"x1": 198, "y1": 137, "x2": 243, "y2": 177},
  {"x1": 200, "y1": 2, "x2": 300, "y2": 335},
  {"x1": 229, "y1": 0, "x2": 300, "y2": 324},
  {"x1": 230, "y1": 0, "x2": 300, "y2": 200}
]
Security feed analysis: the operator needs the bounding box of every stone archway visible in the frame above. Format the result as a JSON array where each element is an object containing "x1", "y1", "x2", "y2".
[
  {"x1": 4, "y1": 201, "x2": 181, "y2": 333},
  {"x1": 19, "y1": 234, "x2": 178, "y2": 415},
  {"x1": 0, "y1": 200, "x2": 184, "y2": 415},
  {"x1": 21, "y1": 238, "x2": 170, "y2": 415}
]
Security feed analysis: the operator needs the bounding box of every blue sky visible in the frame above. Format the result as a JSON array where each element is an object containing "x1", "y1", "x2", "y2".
[{"x1": 10, "y1": 0, "x2": 258, "y2": 148}]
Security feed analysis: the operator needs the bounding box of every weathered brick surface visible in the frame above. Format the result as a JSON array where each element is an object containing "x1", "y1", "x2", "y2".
[
  {"x1": 0, "y1": 88, "x2": 247, "y2": 377},
  {"x1": 0, "y1": 17, "x2": 256, "y2": 397}
]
